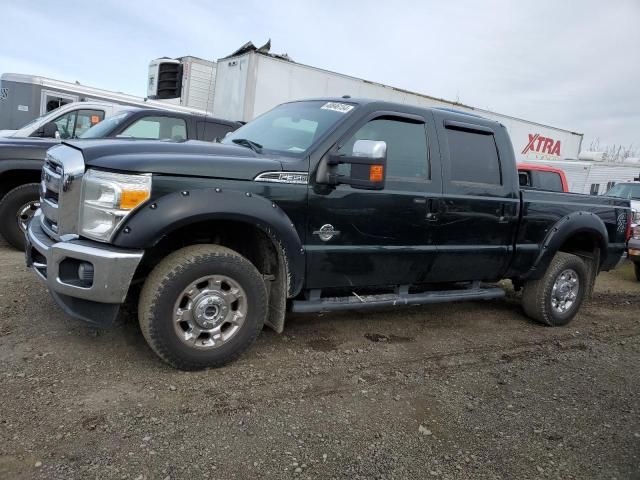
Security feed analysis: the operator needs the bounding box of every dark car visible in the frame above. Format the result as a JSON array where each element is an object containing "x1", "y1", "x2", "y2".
[
  {"x1": 25, "y1": 98, "x2": 632, "y2": 370},
  {"x1": 0, "y1": 108, "x2": 240, "y2": 249}
]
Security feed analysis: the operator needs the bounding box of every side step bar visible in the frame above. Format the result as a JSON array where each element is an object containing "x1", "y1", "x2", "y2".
[{"x1": 291, "y1": 286, "x2": 505, "y2": 313}]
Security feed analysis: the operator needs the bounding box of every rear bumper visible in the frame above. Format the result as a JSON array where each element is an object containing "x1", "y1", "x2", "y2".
[{"x1": 25, "y1": 211, "x2": 144, "y2": 326}]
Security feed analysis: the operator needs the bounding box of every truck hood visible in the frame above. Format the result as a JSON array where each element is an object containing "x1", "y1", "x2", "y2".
[
  {"x1": 0, "y1": 136, "x2": 60, "y2": 160},
  {"x1": 0, "y1": 129, "x2": 18, "y2": 137},
  {"x1": 64, "y1": 139, "x2": 284, "y2": 180}
]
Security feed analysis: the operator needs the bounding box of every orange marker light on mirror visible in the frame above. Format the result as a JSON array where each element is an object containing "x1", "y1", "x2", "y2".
[{"x1": 369, "y1": 165, "x2": 384, "y2": 182}]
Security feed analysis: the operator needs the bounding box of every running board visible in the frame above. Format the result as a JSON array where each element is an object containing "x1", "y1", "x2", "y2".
[{"x1": 291, "y1": 286, "x2": 505, "y2": 313}]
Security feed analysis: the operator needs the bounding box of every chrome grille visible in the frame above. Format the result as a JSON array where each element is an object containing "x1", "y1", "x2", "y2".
[
  {"x1": 39, "y1": 145, "x2": 85, "y2": 241},
  {"x1": 40, "y1": 157, "x2": 62, "y2": 235}
]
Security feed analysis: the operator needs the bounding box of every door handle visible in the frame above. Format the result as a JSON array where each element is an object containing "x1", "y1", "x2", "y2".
[
  {"x1": 426, "y1": 199, "x2": 439, "y2": 222},
  {"x1": 497, "y1": 204, "x2": 509, "y2": 223}
]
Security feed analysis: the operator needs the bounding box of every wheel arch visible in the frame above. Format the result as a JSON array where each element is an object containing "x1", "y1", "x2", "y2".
[
  {"x1": 0, "y1": 162, "x2": 42, "y2": 200},
  {"x1": 113, "y1": 188, "x2": 305, "y2": 299},
  {"x1": 524, "y1": 211, "x2": 608, "y2": 281}
]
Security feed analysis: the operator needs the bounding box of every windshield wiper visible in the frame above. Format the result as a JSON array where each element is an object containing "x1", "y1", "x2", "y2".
[{"x1": 232, "y1": 138, "x2": 263, "y2": 153}]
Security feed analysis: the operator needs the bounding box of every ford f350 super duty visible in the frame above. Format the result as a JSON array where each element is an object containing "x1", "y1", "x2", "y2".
[{"x1": 25, "y1": 98, "x2": 632, "y2": 369}]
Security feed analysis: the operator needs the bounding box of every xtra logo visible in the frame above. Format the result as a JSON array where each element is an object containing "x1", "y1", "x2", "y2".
[
  {"x1": 522, "y1": 133, "x2": 561, "y2": 157},
  {"x1": 0, "y1": 88, "x2": 8, "y2": 100}
]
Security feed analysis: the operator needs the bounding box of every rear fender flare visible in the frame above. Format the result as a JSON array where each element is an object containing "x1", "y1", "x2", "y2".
[
  {"x1": 112, "y1": 188, "x2": 305, "y2": 297},
  {"x1": 524, "y1": 211, "x2": 608, "y2": 280}
]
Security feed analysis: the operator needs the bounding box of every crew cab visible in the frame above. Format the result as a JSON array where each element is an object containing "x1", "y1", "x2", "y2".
[
  {"x1": 517, "y1": 163, "x2": 569, "y2": 192},
  {"x1": 0, "y1": 108, "x2": 239, "y2": 249},
  {"x1": 25, "y1": 98, "x2": 632, "y2": 370}
]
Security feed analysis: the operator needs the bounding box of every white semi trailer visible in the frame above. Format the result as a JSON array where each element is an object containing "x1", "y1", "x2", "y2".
[
  {"x1": 526, "y1": 157, "x2": 640, "y2": 195},
  {"x1": 149, "y1": 42, "x2": 584, "y2": 163}
]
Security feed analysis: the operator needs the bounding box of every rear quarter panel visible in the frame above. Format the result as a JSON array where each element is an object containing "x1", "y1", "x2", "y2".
[{"x1": 508, "y1": 190, "x2": 630, "y2": 278}]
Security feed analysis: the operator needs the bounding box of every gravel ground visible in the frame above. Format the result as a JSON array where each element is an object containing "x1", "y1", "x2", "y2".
[{"x1": 0, "y1": 237, "x2": 639, "y2": 480}]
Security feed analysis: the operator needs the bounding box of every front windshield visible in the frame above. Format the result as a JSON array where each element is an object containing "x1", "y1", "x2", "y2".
[
  {"x1": 605, "y1": 183, "x2": 640, "y2": 200},
  {"x1": 222, "y1": 100, "x2": 356, "y2": 156},
  {"x1": 80, "y1": 111, "x2": 130, "y2": 138}
]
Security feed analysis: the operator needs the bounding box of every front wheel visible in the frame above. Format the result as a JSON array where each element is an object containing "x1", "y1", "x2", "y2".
[
  {"x1": 0, "y1": 183, "x2": 40, "y2": 250},
  {"x1": 138, "y1": 245, "x2": 268, "y2": 370},
  {"x1": 522, "y1": 252, "x2": 588, "y2": 326},
  {"x1": 634, "y1": 262, "x2": 640, "y2": 282}
]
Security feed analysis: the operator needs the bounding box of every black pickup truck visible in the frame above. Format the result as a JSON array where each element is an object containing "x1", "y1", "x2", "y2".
[
  {"x1": 0, "y1": 108, "x2": 239, "y2": 250},
  {"x1": 25, "y1": 98, "x2": 632, "y2": 370}
]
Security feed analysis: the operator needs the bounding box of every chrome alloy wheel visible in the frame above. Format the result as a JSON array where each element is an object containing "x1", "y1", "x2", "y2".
[
  {"x1": 17, "y1": 200, "x2": 40, "y2": 233},
  {"x1": 551, "y1": 268, "x2": 579, "y2": 314},
  {"x1": 173, "y1": 275, "x2": 247, "y2": 349}
]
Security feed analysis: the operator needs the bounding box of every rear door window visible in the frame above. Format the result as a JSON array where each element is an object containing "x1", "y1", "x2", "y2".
[
  {"x1": 445, "y1": 127, "x2": 501, "y2": 185},
  {"x1": 534, "y1": 171, "x2": 563, "y2": 192},
  {"x1": 73, "y1": 109, "x2": 105, "y2": 137}
]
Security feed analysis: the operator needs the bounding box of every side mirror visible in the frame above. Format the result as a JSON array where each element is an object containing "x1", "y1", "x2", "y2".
[
  {"x1": 320, "y1": 140, "x2": 387, "y2": 190},
  {"x1": 42, "y1": 122, "x2": 60, "y2": 139},
  {"x1": 518, "y1": 172, "x2": 530, "y2": 187}
]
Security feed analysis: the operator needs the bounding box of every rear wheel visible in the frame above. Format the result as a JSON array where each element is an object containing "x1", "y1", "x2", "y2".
[
  {"x1": 522, "y1": 252, "x2": 588, "y2": 326},
  {"x1": 0, "y1": 183, "x2": 40, "y2": 250},
  {"x1": 138, "y1": 245, "x2": 267, "y2": 370}
]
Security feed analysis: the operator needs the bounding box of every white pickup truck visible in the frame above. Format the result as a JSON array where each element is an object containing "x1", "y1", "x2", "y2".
[{"x1": 0, "y1": 102, "x2": 131, "y2": 139}]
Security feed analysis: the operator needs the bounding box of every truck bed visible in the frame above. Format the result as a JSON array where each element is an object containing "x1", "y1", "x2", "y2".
[{"x1": 509, "y1": 189, "x2": 630, "y2": 277}]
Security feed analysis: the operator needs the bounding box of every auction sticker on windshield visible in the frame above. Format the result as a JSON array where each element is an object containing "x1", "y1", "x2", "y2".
[{"x1": 321, "y1": 102, "x2": 354, "y2": 114}]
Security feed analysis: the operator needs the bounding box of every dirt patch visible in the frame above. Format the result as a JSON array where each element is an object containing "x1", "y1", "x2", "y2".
[
  {"x1": 0, "y1": 242, "x2": 639, "y2": 480},
  {"x1": 365, "y1": 332, "x2": 414, "y2": 343}
]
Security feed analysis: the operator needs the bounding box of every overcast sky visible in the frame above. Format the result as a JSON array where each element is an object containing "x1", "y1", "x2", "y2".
[{"x1": 1, "y1": 0, "x2": 638, "y2": 148}]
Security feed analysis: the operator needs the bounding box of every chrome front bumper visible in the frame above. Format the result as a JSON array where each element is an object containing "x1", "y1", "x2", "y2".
[{"x1": 26, "y1": 211, "x2": 144, "y2": 306}]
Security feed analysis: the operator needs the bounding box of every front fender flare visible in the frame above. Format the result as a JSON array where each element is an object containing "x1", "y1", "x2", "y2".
[
  {"x1": 112, "y1": 188, "x2": 305, "y2": 296},
  {"x1": 523, "y1": 211, "x2": 608, "y2": 280}
]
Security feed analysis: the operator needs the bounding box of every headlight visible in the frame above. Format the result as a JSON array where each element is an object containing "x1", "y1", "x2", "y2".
[
  {"x1": 79, "y1": 169, "x2": 151, "y2": 242},
  {"x1": 633, "y1": 209, "x2": 639, "y2": 223}
]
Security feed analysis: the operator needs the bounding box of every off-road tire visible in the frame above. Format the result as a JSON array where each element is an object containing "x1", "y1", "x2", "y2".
[
  {"x1": 0, "y1": 183, "x2": 40, "y2": 250},
  {"x1": 634, "y1": 262, "x2": 640, "y2": 282},
  {"x1": 522, "y1": 252, "x2": 588, "y2": 327},
  {"x1": 139, "y1": 245, "x2": 267, "y2": 370}
]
